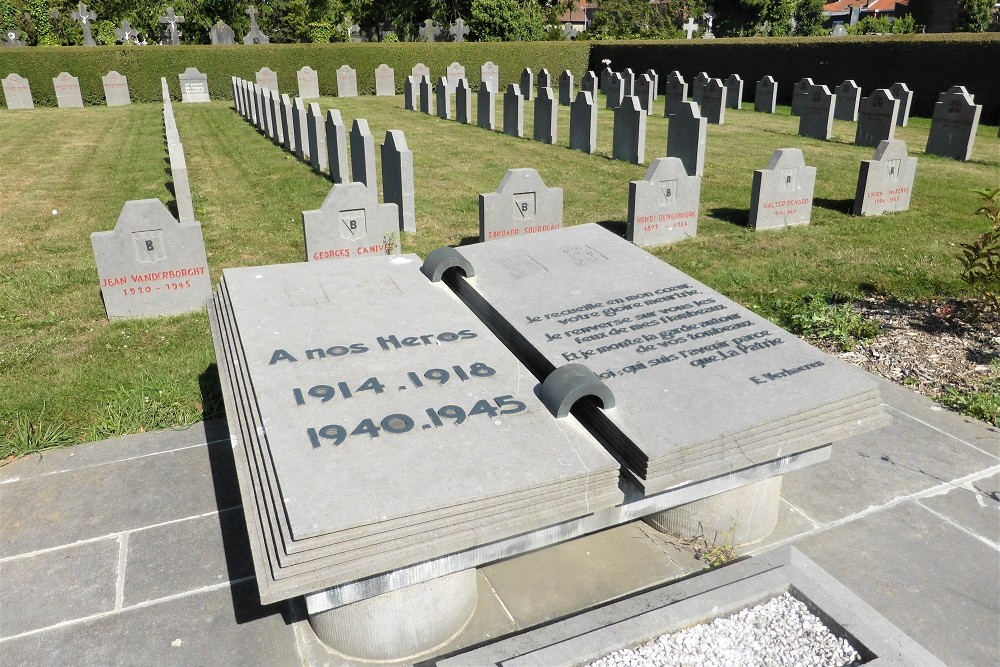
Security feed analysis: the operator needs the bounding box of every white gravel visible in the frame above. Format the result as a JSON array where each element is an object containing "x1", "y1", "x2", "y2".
[{"x1": 587, "y1": 592, "x2": 862, "y2": 667}]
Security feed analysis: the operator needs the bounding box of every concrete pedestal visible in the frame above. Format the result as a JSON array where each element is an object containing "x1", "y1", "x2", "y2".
[
  {"x1": 643, "y1": 476, "x2": 782, "y2": 547},
  {"x1": 306, "y1": 568, "x2": 478, "y2": 662}
]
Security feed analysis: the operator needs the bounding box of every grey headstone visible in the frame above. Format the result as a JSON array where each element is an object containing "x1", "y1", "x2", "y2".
[
  {"x1": 166, "y1": 141, "x2": 195, "y2": 224},
  {"x1": 419, "y1": 76, "x2": 432, "y2": 114},
  {"x1": 479, "y1": 168, "x2": 563, "y2": 242},
  {"x1": 179, "y1": 68, "x2": 209, "y2": 103},
  {"x1": 350, "y1": 118, "x2": 377, "y2": 189},
  {"x1": 621, "y1": 68, "x2": 635, "y2": 97},
  {"x1": 269, "y1": 90, "x2": 283, "y2": 145},
  {"x1": 456, "y1": 79, "x2": 472, "y2": 124},
  {"x1": 481, "y1": 62, "x2": 499, "y2": 94},
  {"x1": 412, "y1": 63, "x2": 430, "y2": 83},
  {"x1": 91, "y1": 199, "x2": 210, "y2": 319},
  {"x1": 558, "y1": 70, "x2": 574, "y2": 107},
  {"x1": 293, "y1": 98, "x2": 309, "y2": 161},
  {"x1": 667, "y1": 101, "x2": 707, "y2": 177},
  {"x1": 101, "y1": 71, "x2": 130, "y2": 107},
  {"x1": 581, "y1": 71, "x2": 597, "y2": 99},
  {"x1": 533, "y1": 87, "x2": 558, "y2": 144},
  {"x1": 210, "y1": 20, "x2": 235, "y2": 45},
  {"x1": 478, "y1": 81, "x2": 496, "y2": 130},
  {"x1": 754, "y1": 76, "x2": 777, "y2": 113},
  {"x1": 599, "y1": 65, "x2": 613, "y2": 92},
  {"x1": 325, "y1": 109, "x2": 348, "y2": 184},
  {"x1": 646, "y1": 69, "x2": 659, "y2": 100},
  {"x1": 404, "y1": 76, "x2": 417, "y2": 111},
  {"x1": 691, "y1": 72, "x2": 709, "y2": 105},
  {"x1": 230, "y1": 76, "x2": 240, "y2": 113},
  {"x1": 297, "y1": 66, "x2": 319, "y2": 99},
  {"x1": 798, "y1": 84, "x2": 835, "y2": 140},
  {"x1": 627, "y1": 157, "x2": 700, "y2": 246},
  {"x1": 2, "y1": 28, "x2": 27, "y2": 46},
  {"x1": 446, "y1": 62, "x2": 466, "y2": 91},
  {"x1": 635, "y1": 74, "x2": 654, "y2": 114},
  {"x1": 834, "y1": 80, "x2": 860, "y2": 121},
  {"x1": 853, "y1": 139, "x2": 917, "y2": 216},
  {"x1": 701, "y1": 79, "x2": 727, "y2": 124},
  {"x1": 606, "y1": 73, "x2": 624, "y2": 110},
  {"x1": 831, "y1": 22, "x2": 847, "y2": 36},
  {"x1": 3, "y1": 73, "x2": 33, "y2": 110},
  {"x1": 569, "y1": 90, "x2": 598, "y2": 154},
  {"x1": 855, "y1": 89, "x2": 898, "y2": 147},
  {"x1": 537, "y1": 68, "x2": 551, "y2": 91},
  {"x1": 381, "y1": 130, "x2": 415, "y2": 234},
  {"x1": 256, "y1": 67, "x2": 278, "y2": 93},
  {"x1": 336, "y1": 65, "x2": 358, "y2": 98},
  {"x1": 302, "y1": 182, "x2": 400, "y2": 261},
  {"x1": 257, "y1": 86, "x2": 271, "y2": 135},
  {"x1": 375, "y1": 64, "x2": 395, "y2": 96},
  {"x1": 520, "y1": 69, "x2": 534, "y2": 101},
  {"x1": 503, "y1": 84, "x2": 524, "y2": 138},
  {"x1": 613, "y1": 96, "x2": 647, "y2": 164},
  {"x1": 749, "y1": 148, "x2": 817, "y2": 230},
  {"x1": 307, "y1": 103, "x2": 328, "y2": 174},
  {"x1": 663, "y1": 71, "x2": 687, "y2": 117},
  {"x1": 925, "y1": 86, "x2": 981, "y2": 161},
  {"x1": 435, "y1": 77, "x2": 452, "y2": 120},
  {"x1": 725, "y1": 74, "x2": 743, "y2": 110},
  {"x1": 53, "y1": 72, "x2": 83, "y2": 108},
  {"x1": 888, "y1": 82, "x2": 912, "y2": 126},
  {"x1": 280, "y1": 94, "x2": 295, "y2": 152},
  {"x1": 791, "y1": 77, "x2": 814, "y2": 116}
]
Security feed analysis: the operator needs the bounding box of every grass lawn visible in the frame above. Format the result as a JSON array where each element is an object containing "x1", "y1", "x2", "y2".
[{"x1": 1, "y1": 91, "x2": 998, "y2": 457}]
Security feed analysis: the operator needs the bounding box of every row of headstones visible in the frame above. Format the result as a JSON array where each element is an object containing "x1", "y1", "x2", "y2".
[
  {"x1": 232, "y1": 76, "x2": 415, "y2": 237},
  {"x1": 161, "y1": 79, "x2": 196, "y2": 224},
  {"x1": 1, "y1": 71, "x2": 131, "y2": 109}
]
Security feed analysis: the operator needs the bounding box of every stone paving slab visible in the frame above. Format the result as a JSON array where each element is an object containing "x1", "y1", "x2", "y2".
[{"x1": 916, "y1": 471, "x2": 999, "y2": 544}]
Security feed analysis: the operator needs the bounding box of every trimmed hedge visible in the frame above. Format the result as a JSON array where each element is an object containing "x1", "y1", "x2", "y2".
[
  {"x1": 588, "y1": 34, "x2": 1000, "y2": 124},
  {"x1": 0, "y1": 42, "x2": 590, "y2": 107}
]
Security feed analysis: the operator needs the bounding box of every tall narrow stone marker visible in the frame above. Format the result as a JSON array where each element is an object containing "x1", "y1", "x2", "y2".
[
  {"x1": 925, "y1": 86, "x2": 981, "y2": 161},
  {"x1": 799, "y1": 85, "x2": 835, "y2": 140},
  {"x1": 436, "y1": 77, "x2": 452, "y2": 120},
  {"x1": 3, "y1": 73, "x2": 33, "y2": 109},
  {"x1": 755, "y1": 76, "x2": 777, "y2": 113},
  {"x1": 667, "y1": 101, "x2": 707, "y2": 177},
  {"x1": 269, "y1": 90, "x2": 283, "y2": 144},
  {"x1": 520, "y1": 68, "x2": 534, "y2": 101},
  {"x1": 337, "y1": 65, "x2": 358, "y2": 98},
  {"x1": 621, "y1": 68, "x2": 635, "y2": 97},
  {"x1": 664, "y1": 71, "x2": 687, "y2": 117},
  {"x1": 533, "y1": 87, "x2": 558, "y2": 144},
  {"x1": 750, "y1": 148, "x2": 816, "y2": 231},
  {"x1": 855, "y1": 89, "x2": 898, "y2": 147},
  {"x1": 280, "y1": 94, "x2": 295, "y2": 152},
  {"x1": 294, "y1": 97, "x2": 309, "y2": 161},
  {"x1": 404, "y1": 75, "x2": 417, "y2": 110},
  {"x1": 853, "y1": 139, "x2": 916, "y2": 216},
  {"x1": 479, "y1": 168, "x2": 562, "y2": 242},
  {"x1": 166, "y1": 142, "x2": 195, "y2": 224},
  {"x1": 889, "y1": 82, "x2": 912, "y2": 126},
  {"x1": 102, "y1": 71, "x2": 130, "y2": 106},
  {"x1": 569, "y1": 90, "x2": 598, "y2": 154},
  {"x1": 478, "y1": 81, "x2": 496, "y2": 130},
  {"x1": 581, "y1": 71, "x2": 597, "y2": 99},
  {"x1": 606, "y1": 73, "x2": 624, "y2": 110},
  {"x1": 302, "y1": 182, "x2": 400, "y2": 261},
  {"x1": 256, "y1": 67, "x2": 278, "y2": 92},
  {"x1": 834, "y1": 80, "x2": 860, "y2": 121},
  {"x1": 350, "y1": 118, "x2": 377, "y2": 189},
  {"x1": 375, "y1": 64, "x2": 395, "y2": 96},
  {"x1": 53, "y1": 72, "x2": 83, "y2": 108},
  {"x1": 297, "y1": 66, "x2": 319, "y2": 98},
  {"x1": 308, "y1": 102, "x2": 329, "y2": 174},
  {"x1": 646, "y1": 69, "x2": 660, "y2": 100},
  {"x1": 613, "y1": 96, "x2": 646, "y2": 164},
  {"x1": 456, "y1": 79, "x2": 472, "y2": 124},
  {"x1": 381, "y1": 130, "x2": 415, "y2": 233},
  {"x1": 627, "y1": 157, "x2": 700, "y2": 246},
  {"x1": 419, "y1": 75, "x2": 432, "y2": 114},
  {"x1": 326, "y1": 109, "x2": 348, "y2": 183},
  {"x1": 635, "y1": 74, "x2": 654, "y2": 114},
  {"x1": 503, "y1": 84, "x2": 524, "y2": 138},
  {"x1": 725, "y1": 74, "x2": 743, "y2": 110},
  {"x1": 692, "y1": 72, "x2": 710, "y2": 105},
  {"x1": 537, "y1": 68, "x2": 551, "y2": 92},
  {"x1": 558, "y1": 70, "x2": 574, "y2": 106},
  {"x1": 701, "y1": 78, "x2": 727, "y2": 124},
  {"x1": 791, "y1": 77, "x2": 814, "y2": 116}
]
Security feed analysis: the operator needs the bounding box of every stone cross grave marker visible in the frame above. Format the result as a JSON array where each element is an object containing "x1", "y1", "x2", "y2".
[
  {"x1": 667, "y1": 101, "x2": 706, "y2": 177},
  {"x1": 158, "y1": 7, "x2": 183, "y2": 45},
  {"x1": 102, "y1": 71, "x2": 131, "y2": 106},
  {"x1": 179, "y1": 68, "x2": 209, "y2": 103},
  {"x1": 750, "y1": 148, "x2": 816, "y2": 231},
  {"x1": 375, "y1": 64, "x2": 395, "y2": 96},
  {"x1": 72, "y1": 2, "x2": 97, "y2": 46},
  {"x1": 755, "y1": 75, "x2": 777, "y2": 113},
  {"x1": 302, "y1": 182, "x2": 399, "y2": 261},
  {"x1": 297, "y1": 66, "x2": 319, "y2": 98},
  {"x1": 478, "y1": 80, "x2": 496, "y2": 130},
  {"x1": 256, "y1": 67, "x2": 278, "y2": 92},
  {"x1": 446, "y1": 62, "x2": 466, "y2": 91},
  {"x1": 480, "y1": 168, "x2": 562, "y2": 242},
  {"x1": 419, "y1": 19, "x2": 440, "y2": 42},
  {"x1": 855, "y1": 88, "x2": 898, "y2": 147},
  {"x1": 613, "y1": 96, "x2": 647, "y2": 165},
  {"x1": 116, "y1": 19, "x2": 137, "y2": 44},
  {"x1": 404, "y1": 76, "x2": 417, "y2": 110},
  {"x1": 294, "y1": 97, "x2": 309, "y2": 161},
  {"x1": 725, "y1": 74, "x2": 743, "y2": 110},
  {"x1": 533, "y1": 86, "x2": 558, "y2": 144},
  {"x1": 412, "y1": 63, "x2": 430, "y2": 83},
  {"x1": 91, "y1": 199, "x2": 210, "y2": 319},
  {"x1": 481, "y1": 62, "x2": 499, "y2": 94},
  {"x1": 307, "y1": 102, "x2": 328, "y2": 174},
  {"x1": 702, "y1": 9, "x2": 716, "y2": 37},
  {"x1": 2, "y1": 73, "x2": 34, "y2": 109},
  {"x1": 210, "y1": 20, "x2": 235, "y2": 45},
  {"x1": 853, "y1": 139, "x2": 916, "y2": 216},
  {"x1": 325, "y1": 109, "x2": 348, "y2": 183},
  {"x1": 381, "y1": 130, "x2": 415, "y2": 233},
  {"x1": 635, "y1": 74, "x2": 654, "y2": 114},
  {"x1": 627, "y1": 157, "x2": 700, "y2": 246},
  {"x1": 520, "y1": 68, "x2": 534, "y2": 101},
  {"x1": 701, "y1": 78, "x2": 726, "y2": 124},
  {"x1": 436, "y1": 77, "x2": 452, "y2": 120},
  {"x1": 1, "y1": 28, "x2": 26, "y2": 46},
  {"x1": 244, "y1": 5, "x2": 269, "y2": 44},
  {"x1": 683, "y1": 16, "x2": 698, "y2": 38},
  {"x1": 925, "y1": 86, "x2": 981, "y2": 161},
  {"x1": 449, "y1": 18, "x2": 469, "y2": 42},
  {"x1": 337, "y1": 65, "x2": 358, "y2": 98},
  {"x1": 834, "y1": 80, "x2": 860, "y2": 121},
  {"x1": 348, "y1": 23, "x2": 365, "y2": 42},
  {"x1": 569, "y1": 90, "x2": 597, "y2": 154},
  {"x1": 503, "y1": 84, "x2": 524, "y2": 138},
  {"x1": 350, "y1": 118, "x2": 377, "y2": 189},
  {"x1": 692, "y1": 72, "x2": 709, "y2": 105},
  {"x1": 888, "y1": 82, "x2": 912, "y2": 126},
  {"x1": 664, "y1": 71, "x2": 687, "y2": 117},
  {"x1": 606, "y1": 72, "x2": 624, "y2": 110},
  {"x1": 558, "y1": 70, "x2": 574, "y2": 107},
  {"x1": 53, "y1": 72, "x2": 83, "y2": 108},
  {"x1": 419, "y1": 75, "x2": 432, "y2": 114},
  {"x1": 799, "y1": 84, "x2": 835, "y2": 140},
  {"x1": 456, "y1": 79, "x2": 472, "y2": 124},
  {"x1": 791, "y1": 77, "x2": 814, "y2": 116}
]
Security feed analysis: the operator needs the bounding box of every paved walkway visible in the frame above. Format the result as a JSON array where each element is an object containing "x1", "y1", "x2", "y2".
[{"x1": 0, "y1": 376, "x2": 996, "y2": 666}]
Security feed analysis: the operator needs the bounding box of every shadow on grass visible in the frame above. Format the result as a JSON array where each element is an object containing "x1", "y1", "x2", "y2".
[
  {"x1": 595, "y1": 220, "x2": 627, "y2": 237},
  {"x1": 814, "y1": 197, "x2": 855, "y2": 215},
  {"x1": 708, "y1": 207, "x2": 750, "y2": 228},
  {"x1": 458, "y1": 235, "x2": 480, "y2": 246}
]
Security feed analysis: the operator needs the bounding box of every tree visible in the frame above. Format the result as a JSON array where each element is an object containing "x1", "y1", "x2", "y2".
[
  {"x1": 956, "y1": 0, "x2": 994, "y2": 32},
  {"x1": 792, "y1": 0, "x2": 825, "y2": 36},
  {"x1": 712, "y1": 0, "x2": 796, "y2": 36},
  {"x1": 468, "y1": 0, "x2": 544, "y2": 41},
  {"x1": 588, "y1": 0, "x2": 682, "y2": 39}
]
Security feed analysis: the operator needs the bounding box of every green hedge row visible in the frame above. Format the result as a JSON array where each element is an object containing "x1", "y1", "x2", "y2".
[
  {"x1": 0, "y1": 42, "x2": 591, "y2": 107},
  {"x1": 588, "y1": 34, "x2": 1000, "y2": 124}
]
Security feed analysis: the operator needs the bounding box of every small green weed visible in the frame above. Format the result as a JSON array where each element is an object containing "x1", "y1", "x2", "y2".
[
  {"x1": 1, "y1": 408, "x2": 78, "y2": 461},
  {"x1": 939, "y1": 377, "x2": 1000, "y2": 427},
  {"x1": 773, "y1": 294, "x2": 881, "y2": 352}
]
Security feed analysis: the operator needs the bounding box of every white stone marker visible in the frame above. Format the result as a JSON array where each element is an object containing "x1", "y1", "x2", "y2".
[
  {"x1": 350, "y1": 118, "x2": 377, "y2": 189},
  {"x1": 503, "y1": 84, "x2": 524, "y2": 138},
  {"x1": 446, "y1": 62, "x2": 466, "y2": 91},
  {"x1": 336, "y1": 65, "x2": 358, "y2": 98},
  {"x1": 325, "y1": 109, "x2": 348, "y2": 184},
  {"x1": 102, "y1": 71, "x2": 131, "y2": 106},
  {"x1": 479, "y1": 168, "x2": 562, "y2": 242},
  {"x1": 925, "y1": 85, "x2": 981, "y2": 161},
  {"x1": 798, "y1": 85, "x2": 835, "y2": 140},
  {"x1": 755, "y1": 76, "x2": 777, "y2": 113},
  {"x1": 667, "y1": 101, "x2": 707, "y2": 177},
  {"x1": 297, "y1": 66, "x2": 319, "y2": 99},
  {"x1": 701, "y1": 78, "x2": 727, "y2": 124},
  {"x1": 477, "y1": 81, "x2": 496, "y2": 130},
  {"x1": 91, "y1": 199, "x2": 210, "y2": 319},
  {"x1": 381, "y1": 129, "x2": 415, "y2": 233},
  {"x1": 412, "y1": 63, "x2": 430, "y2": 83},
  {"x1": 627, "y1": 157, "x2": 700, "y2": 246},
  {"x1": 53, "y1": 72, "x2": 83, "y2": 108},
  {"x1": 663, "y1": 71, "x2": 687, "y2": 117},
  {"x1": 750, "y1": 148, "x2": 816, "y2": 231},
  {"x1": 569, "y1": 90, "x2": 598, "y2": 154},
  {"x1": 375, "y1": 64, "x2": 395, "y2": 96},
  {"x1": 533, "y1": 87, "x2": 558, "y2": 144},
  {"x1": 256, "y1": 67, "x2": 278, "y2": 92},
  {"x1": 481, "y1": 61, "x2": 499, "y2": 93},
  {"x1": 2, "y1": 73, "x2": 33, "y2": 109},
  {"x1": 613, "y1": 96, "x2": 646, "y2": 164},
  {"x1": 853, "y1": 139, "x2": 917, "y2": 216},
  {"x1": 178, "y1": 68, "x2": 210, "y2": 103},
  {"x1": 889, "y1": 82, "x2": 912, "y2": 126},
  {"x1": 302, "y1": 182, "x2": 400, "y2": 262},
  {"x1": 855, "y1": 89, "x2": 898, "y2": 147},
  {"x1": 834, "y1": 80, "x2": 860, "y2": 121},
  {"x1": 791, "y1": 77, "x2": 814, "y2": 116}
]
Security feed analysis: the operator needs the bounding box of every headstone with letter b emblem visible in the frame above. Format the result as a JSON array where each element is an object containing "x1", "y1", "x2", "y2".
[
  {"x1": 302, "y1": 182, "x2": 400, "y2": 262},
  {"x1": 479, "y1": 168, "x2": 562, "y2": 242}
]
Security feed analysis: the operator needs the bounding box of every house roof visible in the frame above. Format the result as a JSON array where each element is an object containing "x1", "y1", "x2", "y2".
[{"x1": 823, "y1": 0, "x2": 907, "y2": 12}]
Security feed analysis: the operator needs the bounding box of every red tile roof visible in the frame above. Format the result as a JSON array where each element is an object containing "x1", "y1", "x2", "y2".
[{"x1": 824, "y1": 0, "x2": 907, "y2": 11}]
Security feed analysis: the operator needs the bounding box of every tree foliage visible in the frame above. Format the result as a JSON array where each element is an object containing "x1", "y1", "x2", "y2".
[
  {"x1": 956, "y1": 0, "x2": 995, "y2": 32},
  {"x1": 468, "y1": 0, "x2": 544, "y2": 41}
]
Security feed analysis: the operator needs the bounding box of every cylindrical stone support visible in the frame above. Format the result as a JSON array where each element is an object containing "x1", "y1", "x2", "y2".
[
  {"x1": 644, "y1": 476, "x2": 783, "y2": 547},
  {"x1": 307, "y1": 569, "x2": 478, "y2": 662}
]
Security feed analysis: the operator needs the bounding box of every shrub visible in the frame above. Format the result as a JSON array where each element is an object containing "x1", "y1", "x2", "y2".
[{"x1": 957, "y1": 188, "x2": 1000, "y2": 322}]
